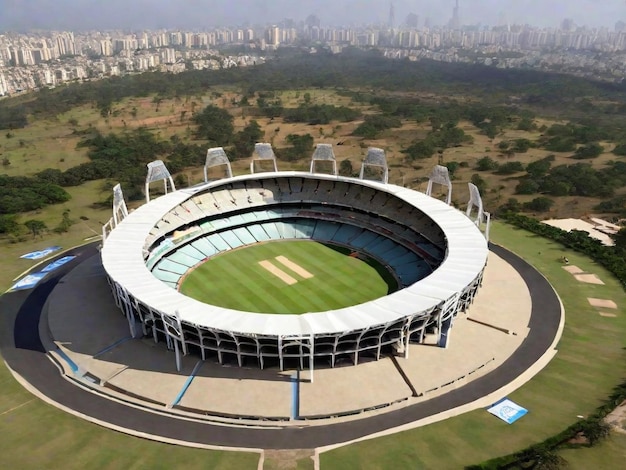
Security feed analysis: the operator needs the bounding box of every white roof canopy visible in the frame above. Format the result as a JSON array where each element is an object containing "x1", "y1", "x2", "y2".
[{"x1": 102, "y1": 172, "x2": 488, "y2": 337}]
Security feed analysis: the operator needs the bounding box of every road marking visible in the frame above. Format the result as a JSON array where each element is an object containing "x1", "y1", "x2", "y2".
[{"x1": 0, "y1": 399, "x2": 35, "y2": 416}]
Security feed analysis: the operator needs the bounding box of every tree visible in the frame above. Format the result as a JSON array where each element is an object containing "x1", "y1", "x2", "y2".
[
  {"x1": 612, "y1": 143, "x2": 626, "y2": 156},
  {"x1": 526, "y1": 155, "x2": 554, "y2": 177},
  {"x1": 495, "y1": 161, "x2": 525, "y2": 175},
  {"x1": 612, "y1": 227, "x2": 626, "y2": 255},
  {"x1": 232, "y1": 120, "x2": 264, "y2": 159},
  {"x1": 524, "y1": 196, "x2": 554, "y2": 212},
  {"x1": 470, "y1": 173, "x2": 487, "y2": 194},
  {"x1": 284, "y1": 133, "x2": 314, "y2": 161},
  {"x1": 53, "y1": 209, "x2": 74, "y2": 233},
  {"x1": 339, "y1": 159, "x2": 355, "y2": 177},
  {"x1": 475, "y1": 156, "x2": 498, "y2": 171},
  {"x1": 193, "y1": 105, "x2": 234, "y2": 145},
  {"x1": 0, "y1": 214, "x2": 19, "y2": 234},
  {"x1": 517, "y1": 117, "x2": 535, "y2": 131},
  {"x1": 572, "y1": 143, "x2": 603, "y2": 159},
  {"x1": 512, "y1": 138, "x2": 532, "y2": 153},
  {"x1": 515, "y1": 179, "x2": 540, "y2": 195},
  {"x1": 24, "y1": 219, "x2": 47, "y2": 237},
  {"x1": 352, "y1": 115, "x2": 402, "y2": 138}
]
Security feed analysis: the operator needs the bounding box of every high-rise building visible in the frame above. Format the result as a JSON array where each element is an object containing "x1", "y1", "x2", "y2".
[
  {"x1": 561, "y1": 18, "x2": 575, "y2": 32},
  {"x1": 449, "y1": 0, "x2": 460, "y2": 30},
  {"x1": 267, "y1": 26, "x2": 280, "y2": 46},
  {"x1": 100, "y1": 39, "x2": 112, "y2": 56},
  {"x1": 405, "y1": 13, "x2": 419, "y2": 29},
  {"x1": 0, "y1": 73, "x2": 8, "y2": 95}
]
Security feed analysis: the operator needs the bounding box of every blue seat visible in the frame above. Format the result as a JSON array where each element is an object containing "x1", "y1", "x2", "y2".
[
  {"x1": 178, "y1": 244, "x2": 206, "y2": 261},
  {"x1": 220, "y1": 230, "x2": 244, "y2": 249},
  {"x1": 261, "y1": 222, "x2": 281, "y2": 239},
  {"x1": 332, "y1": 225, "x2": 362, "y2": 244},
  {"x1": 168, "y1": 251, "x2": 200, "y2": 268},
  {"x1": 152, "y1": 267, "x2": 182, "y2": 284},
  {"x1": 232, "y1": 227, "x2": 257, "y2": 245},
  {"x1": 247, "y1": 224, "x2": 271, "y2": 242},
  {"x1": 367, "y1": 239, "x2": 397, "y2": 259},
  {"x1": 191, "y1": 238, "x2": 218, "y2": 258},
  {"x1": 312, "y1": 221, "x2": 340, "y2": 241},
  {"x1": 350, "y1": 230, "x2": 379, "y2": 249},
  {"x1": 156, "y1": 259, "x2": 188, "y2": 275},
  {"x1": 276, "y1": 221, "x2": 296, "y2": 239},
  {"x1": 206, "y1": 233, "x2": 230, "y2": 252}
]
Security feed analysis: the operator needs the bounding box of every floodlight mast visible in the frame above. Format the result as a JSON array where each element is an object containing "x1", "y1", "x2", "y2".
[
  {"x1": 250, "y1": 143, "x2": 278, "y2": 174},
  {"x1": 145, "y1": 160, "x2": 176, "y2": 203},
  {"x1": 359, "y1": 147, "x2": 389, "y2": 184},
  {"x1": 426, "y1": 165, "x2": 452, "y2": 205},
  {"x1": 204, "y1": 147, "x2": 232, "y2": 182},
  {"x1": 310, "y1": 143, "x2": 337, "y2": 176}
]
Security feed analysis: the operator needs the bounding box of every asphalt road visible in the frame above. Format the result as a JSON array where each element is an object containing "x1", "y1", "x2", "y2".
[{"x1": 0, "y1": 243, "x2": 561, "y2": 449}]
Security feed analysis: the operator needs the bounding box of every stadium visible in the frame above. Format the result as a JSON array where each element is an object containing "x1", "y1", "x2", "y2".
[{"x1": 101, "y1": 144, "x2": 489, "y2": 373}]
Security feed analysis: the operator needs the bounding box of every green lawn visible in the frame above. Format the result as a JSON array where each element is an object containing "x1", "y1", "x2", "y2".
[
  {"x1": 0, "y1": 354, "x2": 259, "y2": 470},
  {"x1": 320, "y1": 221, "x2": 626, "y2": 469},
  {"x1": 179, "y1": 240, "x2": 394, "y2": 314},
  {"x1": 2, "y1": 217, "x2": 625, "y2": 468},
  {"x1": 558, "y1": 432, "x2": 626, "y2": 469}
]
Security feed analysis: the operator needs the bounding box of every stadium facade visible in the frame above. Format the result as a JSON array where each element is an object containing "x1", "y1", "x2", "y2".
[{"x1": 101, "y1": 147, "x2": 489, "y2": 372}]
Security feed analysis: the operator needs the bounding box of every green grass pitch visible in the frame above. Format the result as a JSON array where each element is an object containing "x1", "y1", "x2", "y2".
[{"x1": 179, "y1": 240, "x2": 396, "y2": 314}]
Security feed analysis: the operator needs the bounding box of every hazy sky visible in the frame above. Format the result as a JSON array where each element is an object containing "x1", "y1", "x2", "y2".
[{"x1": 0, "y1": 0, "x2": 624, "y2": 31}]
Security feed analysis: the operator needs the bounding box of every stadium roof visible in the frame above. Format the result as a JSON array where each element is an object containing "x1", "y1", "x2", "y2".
[{"x1": 101, "y1": 172, "x2": 488, "y2": 337}]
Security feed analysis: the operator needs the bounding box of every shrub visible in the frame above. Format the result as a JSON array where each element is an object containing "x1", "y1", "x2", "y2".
[{"x1": 476, "y1": 156, "x2": 498, "y2": 171}]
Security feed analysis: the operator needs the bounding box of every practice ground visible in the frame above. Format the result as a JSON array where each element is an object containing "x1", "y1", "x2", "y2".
[{"x1": 179, "y1": 240, "x2": 395, "y2": 314}]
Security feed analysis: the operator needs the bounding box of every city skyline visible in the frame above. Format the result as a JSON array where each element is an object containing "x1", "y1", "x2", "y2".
[{"x1": 1, "y1": 0, "x2": 626, "y2": 31}]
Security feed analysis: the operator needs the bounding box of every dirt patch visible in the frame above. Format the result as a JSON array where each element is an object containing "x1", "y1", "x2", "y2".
[
  {"x1": 574, "y1": 273, "x2": 605, "y2": 285},
  {"x1": 599, "y1": 312, "x2": 618, "y2": 318},
  {"x1": 259, "y1": 260, "x2": 297, "y2": 285},
  {"x1": 263, "y1": 449, "x2": 315, "y2": 470},
  {"x1": 588, "y1": 298, "x2": 618, "y2": 309},
  {"x1": 275, "y1": 256, "x2": 314, "y2": 279},
  {"x1": 563, "y1": 265, "x2": 584, "y2": 274},
  {"x1": 605, "y1": 400, "x2": 626, "y2": 434}
]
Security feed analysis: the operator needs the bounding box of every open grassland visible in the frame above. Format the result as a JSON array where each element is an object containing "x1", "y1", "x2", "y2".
[
  {"x1": 558, "y1": 432, "x2": 626, "y2": 469},
  {"x1": 1, "y1": 221, "x2": 625, "y2": 467},
  {"x1": 3, "y1": 86, "x2": 624, "y2": 227},
  {"x1": 179, "y1": 240, "x2": 393, "y2": 314},
  {"x1": 0, "y1": 179, "x2": 111, "y2": 292},
  {"x1": 0, "y1": 353, "x2": 259, "y2": 470},
  {"x1": 320, "y1": 221, "x2": 626, "y2": 469}
]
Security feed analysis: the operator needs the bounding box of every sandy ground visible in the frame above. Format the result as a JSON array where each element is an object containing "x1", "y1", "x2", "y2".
[
  {"x1": 259, "y1": 260, "x2": 297, "y2": 285},
  {"x1": 543, "y1": 218, "x2": 615, "y2": 246},
  {"x1": 606, "y1": 400, "x2": 626, "y2": 434},
  {"x1": 574, "y1": 273, "x2": 605, "y2": 285},
  {"x1": 587, "y1": 298, "x2": 618, "y2": 309},
  {"x1": 275, "y1": 256, "x2": 314, "y2": 279},
  {"x1": 563, "y1": 265, "x2": 584, "y2": 274}
]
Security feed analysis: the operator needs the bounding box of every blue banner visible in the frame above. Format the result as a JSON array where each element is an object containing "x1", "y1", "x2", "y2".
[
  {"x1": 10, "y1": 272, "x2": 48, "y2": 291},
  {"x1": 487, "y1": 398, "x2": 528, "y2": 424},
  {"x1": 20, "y1": 246, "x2": 62, "y2": 260},
  {"x1": 41, "y1": 256, "x2": 76, "y2": 273}
]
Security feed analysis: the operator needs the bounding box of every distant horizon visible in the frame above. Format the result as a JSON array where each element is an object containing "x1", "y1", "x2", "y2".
[{"x1": 1, "y1": 1, "x2": 625, "y2": 32}]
